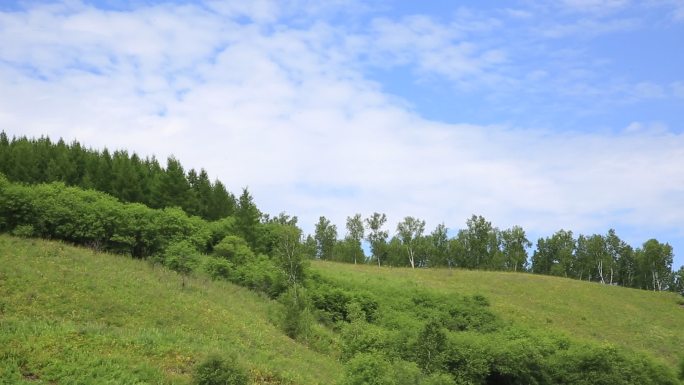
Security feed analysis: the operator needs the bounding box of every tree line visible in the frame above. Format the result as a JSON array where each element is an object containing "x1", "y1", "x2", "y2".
[
  {"x1": 311, "y1": 213, "x2": 684, "y2": 294},
  {"x1": 0, "y1": 132, "x2": 235, "y2": 220},
  {"x1": 1, "y1": 134, "x2": 682, "y2": 384},
  {"x1": 1, "y1": 132, "x2": 681, "y2": 295}
]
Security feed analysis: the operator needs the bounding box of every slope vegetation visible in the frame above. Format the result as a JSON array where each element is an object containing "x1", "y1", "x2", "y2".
[
  {"x1": 0, "y1": 235, "x2": 341, "y2": 385},
  {"x1": 312, "y1": 260, "x2": 684, "y2": 368}
]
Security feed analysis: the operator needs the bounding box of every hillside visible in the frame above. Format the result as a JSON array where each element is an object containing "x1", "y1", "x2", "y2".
[
  {"x1": 312, "y1": 260, "x2": 684, "y2": 368},
  {"x1": 0, "y1": 235, "x2": 341, "y2": 384},
  {"x1": 2, "y1": 235, "x2": 683, "y2": 384}
]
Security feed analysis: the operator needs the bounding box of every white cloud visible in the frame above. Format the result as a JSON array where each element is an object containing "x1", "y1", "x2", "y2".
[
  {"x1": 1, "y1": 1, "x2": 683, "y2": 254},
  {"x1": 561, "y1": 0, "x2": 631, "y2": 14},
  {"x1": 540, "y1": 17, "x2": 640, "y2": 38}
]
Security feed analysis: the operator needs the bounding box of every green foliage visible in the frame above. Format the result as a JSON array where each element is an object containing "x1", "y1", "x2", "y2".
[
  {"x1": 340, "y1": 319, "x2": 396, "y2": 361},
  {"x1": 342, "y1": 352, "x2": 396, "y2": 385},
  {"x1": 273, "y1": 224, "x2": 308, "y2": 287},
  {"x1": 193, "y1": 354, "x2": 248, "y2": 385},
  {"x1": 314, "y1": 262, "x2": 683, "y2": 385},
  {"x1": 214, "y1": 235, "x2": 254, "y2": 262},
  {"x1": 203, "y1": 257, "x2": 234, "y2": 280},
  {"x1": 678, "y1": 356, "x2": 684, "y2": 380},
  {"x1": 309, "y1": 284, "x2": 378, "y2": 325},
  {"x1": 0, "y1": 235, "x2": 342, "y2": 385},
  {"x1": 235, "y1": 188, "x2": 261, "y2": 250},
  {"x1": 409, "y1": 292, "x2": 499, "y2": 333},
  {"x1": 420, "y1": 373, "x2": 456, "y2": 385},
  {"x1": 164, "y1": 240, "x2": 199, "y2": 286},
  {"x1": 548, "y1": 344, "x2": 678, "y2": 385},
  {"x1": 0, "y1": 179, "x2": 214, "y2": 258},
  {"x1": 0, "y1": 133, "x2": 236, "y2": 221},
  {"x1": 279, "y1": 284, "x2": 312, "y2": 340},
  {"x1": 230, "y1": 255, "x2": 286, "y2": 298},
  {"x1": 414, "y1": 320, "x2": 448, "y2": 374},
  {"x1": 10, "y1": 224, "x2": 34, "y2": 238},
  {"x1": 314, "y1": 216, "x2": 337, "y2": 260},
  {"x1": 365, "y1": 212, "x2": 388, "y2": 266}
]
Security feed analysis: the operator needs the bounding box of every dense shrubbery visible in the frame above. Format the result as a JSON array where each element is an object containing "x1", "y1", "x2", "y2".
[
  {"x1": 1, "y1": 174, "x2": 680, "y2": 384},
  {"x1": 193, "y1": 354, "x2": 248, "y2": 385},
  {"x1": 309, "y1": 272, "x2": 680, "y2": 385},
  {"x1": 0, "y1": 176, "x2": 210, "y2": 257}
]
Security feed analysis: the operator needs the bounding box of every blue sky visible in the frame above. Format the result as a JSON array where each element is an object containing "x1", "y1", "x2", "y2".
[{"x1": 1, "y1": 0, "x2": 683, "y2": 268}]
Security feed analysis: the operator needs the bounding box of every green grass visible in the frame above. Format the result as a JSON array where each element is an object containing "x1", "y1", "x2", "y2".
[
  {"x1": 311, "y1": 260, "x2": 684, "y2": 369},
  {"x1": 0, "y1": 235, "x2": 342, "y2": 385},
  {"x1": 2, "y1": 235, "x2": 683, "y2": 384}
]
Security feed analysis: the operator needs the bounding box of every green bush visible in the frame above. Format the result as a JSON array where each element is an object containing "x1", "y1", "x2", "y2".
[
  {"x1": 204, "y1": 257, "x2": 234, "y2": 280},
  {"x1": 231, "y1": 255, "x2": 286, "y2": 298},
  {"x1": 309, "y1": 282, "x2": 379, "y2": 324},
  {"x1": 679, "y1": 356, "x2": 684, "y2": 380},
  {"x1": 409, "y1": 291, "x2": 499, "y2": 332},
  {"x1": 342, "y1": 352, "x2": 396, "y2": 385},
  {"x1": 548, "y1": 344, "x2": 679, "y2": 385},
  {"x1": 193, "y1": 354, "x2": 248, "y2": 385},
  {"x1": 420, "y1": 373, "x2": 456, "y2": 385},
  {"x1": 279, "y1": 284, "x2": 312, "y2": 339},
  {"x1": 164, "y1": 240, "x2": 199, "y2": 286},
  {"x1": 214, "y1": 235, "x2": 254, "y2": 262},
  {"x1": 340, "y1": 320, "x2": 396, "y2": 361},
  {"x1": 10, "y1": 224, "x2": 34, "y2": 238}
]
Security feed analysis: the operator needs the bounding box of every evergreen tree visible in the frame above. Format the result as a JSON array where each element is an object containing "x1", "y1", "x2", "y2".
[
  {"x1": 235, "y1": 188, "x2": 261, "y2": 249},
  {"x1": 208, "y1": 180, "x2": 235, "y2": 220},
  {"x1": 159, "y1": 156, "x2": 192, "y2": 210}
]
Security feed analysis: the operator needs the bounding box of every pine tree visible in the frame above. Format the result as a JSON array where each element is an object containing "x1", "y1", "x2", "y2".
[{"x1": 235, "y1": 188, "x2": 261, "y2": 249}]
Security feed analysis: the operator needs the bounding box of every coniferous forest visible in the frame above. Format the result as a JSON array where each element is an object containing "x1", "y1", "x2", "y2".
[{"x1": 1, "y1": 132, "x2": 684, "y2": 385}]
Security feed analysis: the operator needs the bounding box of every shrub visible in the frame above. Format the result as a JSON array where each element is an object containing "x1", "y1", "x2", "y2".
[
  {"x1": 340, "y1": 320, "x2": 395, "y2": 361},
  {"x1": 279, "y1": 284, "x2": 312, "y2": 339},
  {"x1": 164, "y1": 240, "x2": 199, "y2": 287},
  {"x1": 342, "y1": 352, "x2": 396, "y2": 385},
  {"x1": 10, "y1": 224, "x2": 35, "y2": 238},
  {"x1": 214, "y1": 235, "x2": 254, "y2": 262},
  {"x1": 679, "y1": 356, "x2": 684, "y2": 380},
  {"x1": 420, "y1": 373, "x2": 456, "y2": 385},
  {"x1": 204, "y1": 257, "x2": 233, "y2": 280},
  {"x1": 193, "y1": 354, "x2": 248, "y2": 385},
  {"x1": 231, "y1": 255, "x2": 286, "y2": 298},
  {"x1": 414, "y1": 320, "x2": 448, "y2": 374},
  {"x1": 548, "y1": 344, "x2": 679, "y2": 385}
]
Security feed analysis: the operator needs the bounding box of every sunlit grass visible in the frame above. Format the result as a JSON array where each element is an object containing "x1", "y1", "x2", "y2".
[
  {"x1": 0, "y1": 235, "x2": 342, "y2": 384},
  {"x1": 312, "y1": 260, "x2": 684, "y2": 368}
]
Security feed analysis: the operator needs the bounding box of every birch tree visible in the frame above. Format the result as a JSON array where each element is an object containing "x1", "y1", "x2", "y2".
[
  {"x1": 314, "y1": 216, "x2": 337, "y2": 260},
  {"x1": 500, "y1": 225, "x2": 530, "y2": 272},
  {"x1": 637, "y1": 239, "x2": 673, "y2": 291},
  {"x1": 396, "y1": 216, "x2": 426, "y2": 269},
  {"x1": 345, "y1": 214, "x2": 365, "y2": 264},
  {"x1": 430, "y1": 223, "x2": 450, "y2": 267},
  {"x1": 365, "y1": 212, "x2": 388, "y2": 267}
]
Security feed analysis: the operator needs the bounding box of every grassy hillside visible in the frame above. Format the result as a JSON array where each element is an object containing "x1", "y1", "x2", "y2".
[
  {"x1": 1, "y1": 235, "x2": 682, "y2": 384},
  {"x1": 0, "y1": 235, "x2": 342, "y2": 385},
  {"x1": 312, "y1": 260, "x2": 684, "y2": 368}
]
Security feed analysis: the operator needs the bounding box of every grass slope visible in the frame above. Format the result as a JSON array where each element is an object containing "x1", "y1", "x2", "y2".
[
  {"x1": 312, "y1": 260, "x2": 684, "y2": 368},
  {"x1": 0, "y1": 235, "x2": 342, "y2": 385}
]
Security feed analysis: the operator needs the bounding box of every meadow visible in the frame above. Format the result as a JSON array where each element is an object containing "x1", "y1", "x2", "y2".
[
  {"x1": 312, "y1": 260, "x2": 684, "y2": 368},
  {"x1": 0, "y1": 235, "x2": 341, "y2": 384}
]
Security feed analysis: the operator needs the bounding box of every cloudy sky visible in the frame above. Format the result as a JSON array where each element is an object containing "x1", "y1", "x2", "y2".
[{"x1": 1, "y1": 0, "x2": 683, "y2": 267}]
